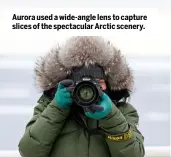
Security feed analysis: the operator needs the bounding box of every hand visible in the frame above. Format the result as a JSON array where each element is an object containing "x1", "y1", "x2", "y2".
[
  {"x1": 54, "y1": 79, "x2": 74, "y2": 109},
  {"x1": 85, "y1": 92, "x2": 113, "y2": 120}
]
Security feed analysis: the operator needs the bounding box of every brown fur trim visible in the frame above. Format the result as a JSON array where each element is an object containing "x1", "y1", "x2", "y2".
[{"x1": 34, "y1": 36, "x2": 134, "y2": 91}]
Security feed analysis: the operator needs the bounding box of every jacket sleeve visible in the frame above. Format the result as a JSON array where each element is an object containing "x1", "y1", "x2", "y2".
[
  {"x1": 99, "y1": 102, "x2": 145, "y2": 157},
  {"x1": 18, "y1": 94, "x2": 70, "y2": 157}
]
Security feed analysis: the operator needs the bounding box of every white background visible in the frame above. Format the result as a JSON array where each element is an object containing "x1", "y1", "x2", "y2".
[{"x1": 0, "y1": 8, "x2": 170, "y2": 57}]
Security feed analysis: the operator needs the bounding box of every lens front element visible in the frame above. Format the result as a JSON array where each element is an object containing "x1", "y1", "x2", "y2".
[
  {"x1": 73, "y1": 80, "x2": 100, "y2": 107},
  {"x1": 78, "y1": 85, "x2": 95, "y2": 102}
]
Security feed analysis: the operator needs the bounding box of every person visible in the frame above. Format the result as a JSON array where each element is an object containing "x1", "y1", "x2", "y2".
[{"x1": 18, "y1": 36, "x2": 145, "y2": 157}]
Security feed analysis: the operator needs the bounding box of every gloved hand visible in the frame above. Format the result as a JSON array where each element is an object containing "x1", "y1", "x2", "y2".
[
  {"x1": 54, "y1": 79, "x2": 74, "y2": 109},
  {"x1": 85, "y1": 92, "x2": 113, "y2": 120}
]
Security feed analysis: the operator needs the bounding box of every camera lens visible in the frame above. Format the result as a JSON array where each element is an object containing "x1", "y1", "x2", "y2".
[
  {"x1": 78, "y1": 85, "x2": 95, "y2": 102},
  {"x1": 72, "y1": 79, "x2": 100, "y2": 107}
]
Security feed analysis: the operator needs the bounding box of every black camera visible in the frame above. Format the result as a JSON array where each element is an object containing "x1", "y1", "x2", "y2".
[{"x1": 72, "y1": 77, "x2": 103, "y2": 107}]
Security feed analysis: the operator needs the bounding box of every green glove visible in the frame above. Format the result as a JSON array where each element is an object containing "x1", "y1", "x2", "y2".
[
  {"x1": 85, "y1": 92, "x2": 113, "y2": 120},
  {"x1": 55, "y1": 79, "x2": 74, "y2": 109}
]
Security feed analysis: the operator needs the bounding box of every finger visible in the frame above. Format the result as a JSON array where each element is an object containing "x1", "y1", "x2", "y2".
[
  {"x1": 100, "y1": 92, "x2": 108, "y2": 101},
  {"x1": 91, "y1": 104, "x2": 104, "y2": 112},
  {"x1": 60, "y1": 79, "x2": 75, "y2": 87},
  {"x1": 98, "y1": 87, "x2": 104, "y2": 97},
  {"x1": 83, "y1": 107, "x2": 95, "y2": 113},
  {"x1": 66, "y1": 86, "x2": 75, "y2": 93},
  {"x1": 58, "y1": 87, "x2": 73, "y2": 94},
  {"x1": 59, "y1": 88, "x2": 68, "y2": 93}
]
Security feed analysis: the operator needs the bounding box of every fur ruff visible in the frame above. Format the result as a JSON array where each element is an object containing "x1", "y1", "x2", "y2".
[{"x1": 34, "y1": 36, "x2": 134, "y2": 91}]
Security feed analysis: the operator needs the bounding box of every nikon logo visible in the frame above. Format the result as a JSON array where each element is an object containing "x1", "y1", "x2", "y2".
[
  {"x1": 107, "y1": 130, "x2": 132, "y2": 141},
  {"x1": 82, "y1": 78, "x2": 91, "y2": 81}
]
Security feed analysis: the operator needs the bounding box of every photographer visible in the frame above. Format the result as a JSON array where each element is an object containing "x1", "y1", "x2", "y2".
[{"x1": 18, "y1": 36, "x2": 145, "y2": 157}]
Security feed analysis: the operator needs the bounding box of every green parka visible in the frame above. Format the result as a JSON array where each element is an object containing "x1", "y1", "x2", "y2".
[
  {"x1": 19, "y1": 93, "x2": 145, "y2": 157},
  {"x1": 18, "y1": 36, "x2": 145, "y2": 157}
]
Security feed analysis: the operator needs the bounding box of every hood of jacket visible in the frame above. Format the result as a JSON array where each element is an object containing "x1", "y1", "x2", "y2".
[{"x1": 34, "y1": 36, "x2": 134, "y2": 92}]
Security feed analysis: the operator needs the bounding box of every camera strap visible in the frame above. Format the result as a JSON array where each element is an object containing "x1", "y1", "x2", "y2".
[
  {"x1": 77, "y1": 114, "x2": 105, "y2": 136},
  {"x1": 87, "y1": 128, "x2": 104, "y2": 136},
  {"x1": 70, "y1": 110, "x2": 105, "y2": 136}
]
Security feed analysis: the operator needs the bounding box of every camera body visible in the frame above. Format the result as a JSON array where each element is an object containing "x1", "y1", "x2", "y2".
[{"x1": 72, "y1": 77, "x2": 103, "y2": 107}]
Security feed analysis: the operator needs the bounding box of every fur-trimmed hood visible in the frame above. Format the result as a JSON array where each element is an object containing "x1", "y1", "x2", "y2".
[{"x1": 34, "y1": 36, "x2": 134, "y2": 92}]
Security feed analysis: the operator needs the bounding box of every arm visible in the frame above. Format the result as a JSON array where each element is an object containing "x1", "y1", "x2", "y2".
[
  {"x1": 99, "y1": 102, "x2": 145, "y2": 157},
  {"x1": 18, "y1": 94, "x2": 70, "y2": 157}
]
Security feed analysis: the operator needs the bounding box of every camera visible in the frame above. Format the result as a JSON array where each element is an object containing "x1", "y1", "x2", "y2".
[{"x1": 72, "y1": 77, "x2": 103, "y2": 107}]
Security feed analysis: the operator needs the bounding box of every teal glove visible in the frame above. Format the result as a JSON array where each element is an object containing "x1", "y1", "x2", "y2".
[
  {"x1": 55, "y1": 79, "x2": 74, "y2": 109},
  {"x1": 85, "y1": 92, "x2": 113, "y2": 120}
]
